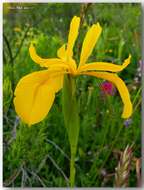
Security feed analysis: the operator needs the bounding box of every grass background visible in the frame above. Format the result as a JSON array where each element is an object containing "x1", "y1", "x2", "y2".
[{"x1": 3, "y1": 3, "x2": 141, "y2": 187}]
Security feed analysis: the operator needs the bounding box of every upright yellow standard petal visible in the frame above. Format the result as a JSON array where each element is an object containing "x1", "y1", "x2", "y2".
[
  {"x1": 57, "y1": 44, "x2": 67, "y2": 60},
  {"x1": 67, "y1": 16, "x2": 80, "y2": 58},
  {"x1": 14, "y1": 70, "x2": 64, "y2": 125},
  {"x1": 29, "y1": 44, "x2": 67, "y2": 68},
  {"x1": 79, "y1": 55, "x2": 131, "y2": 73},
  {"x1": 83, "y1": 72, "x2": 132, "y2": 118},
  {"x1": 79, "y1": 23, "x2": 102, "y2": 67}
]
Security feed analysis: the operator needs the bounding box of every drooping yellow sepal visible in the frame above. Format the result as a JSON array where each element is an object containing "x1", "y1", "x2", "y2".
[
  {"x1": 78, "y1": 55, "x2": 131, "y2": 73},
  {"x1": 29, "y1": 43, "x2": 68, "y2": 69},
  {"x1": 14, "y1": 70, "x2": 64, "y2": 125},
  {"x1": 83, "y1": 71, "x2": 132, "y2": 118}
]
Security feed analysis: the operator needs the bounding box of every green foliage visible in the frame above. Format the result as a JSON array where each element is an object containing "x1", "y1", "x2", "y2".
[
  {"x1": 3, "y1": 77, "x2": 13, "y2": 113},
  {"x1": 3, "y1": 3, "x2": 141, "y2": 187},
  {"x1": 10, "y1": 123, "x2": 49, "y2": 168}
]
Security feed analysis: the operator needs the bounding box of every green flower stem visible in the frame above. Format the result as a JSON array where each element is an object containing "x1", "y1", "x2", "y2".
[
  {"x1": 62, "y1": 75, "x2": 80, "y2": 187},
  {"x1": 70, "y1": 151, "x2": 76, "y2": 187}
]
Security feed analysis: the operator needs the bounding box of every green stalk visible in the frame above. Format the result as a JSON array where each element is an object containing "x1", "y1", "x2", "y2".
[
  {"x1": 70, "y1": 152, "x2": 76, "y2": 187},
  {"x1": 62, "y1": 75, "x2": 80, "y2": 187}
]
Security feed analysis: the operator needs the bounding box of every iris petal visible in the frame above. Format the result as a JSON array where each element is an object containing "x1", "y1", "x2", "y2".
[
  {"x1": 57, "y1": 44, "x2": 67, "y2": 60},
  {"x1": 83, "y1": 71, "x2": 132, "y2": 118},
  {"x1": 79, "y1": 55, "x2": 131, "y2": 73},
  {"x1": 14, "y1": 70, "x2": 64, "y2": 125},
  {"x1": 29, "y1": 44, "x2": 67, "y2": 69},
  {"x1": 57, "y1": 44, "x2": 77, "y2": 71},
  {"x1": 79, "y1": 23, "x2": 102, "y2": 66},
  {"x1": 67, "y1": 16, "x2": 80, "y2": 58}
]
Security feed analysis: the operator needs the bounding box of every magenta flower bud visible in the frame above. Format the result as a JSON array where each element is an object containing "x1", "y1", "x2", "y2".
[{"x1": 100, "y1": 81, "x2": 116, "y2": 96}]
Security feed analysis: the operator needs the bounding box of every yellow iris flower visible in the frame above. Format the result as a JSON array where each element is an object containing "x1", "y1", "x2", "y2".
[{"x1": 14, "y1": 16, "x2": 132, "y2": 125}]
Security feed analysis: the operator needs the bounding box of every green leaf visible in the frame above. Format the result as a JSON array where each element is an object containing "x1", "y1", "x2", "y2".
[
  {"x1": 62, "y1": 75, "x2": 80, "y2": 156},
  {"x1": 62, "y1": 74, "x2": 80, "y2": 187}
]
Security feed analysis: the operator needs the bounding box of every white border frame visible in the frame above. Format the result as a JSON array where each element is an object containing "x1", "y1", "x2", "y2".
[
  {"x1": 0, "y1": 1, "x2": 3, "y2": 190},
  {"x1": 1, "y1": 0, "x2": 144, "y2": 189},
  {"x1": 1, "y1": 0, "x2": 143, "y2": 3}
]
